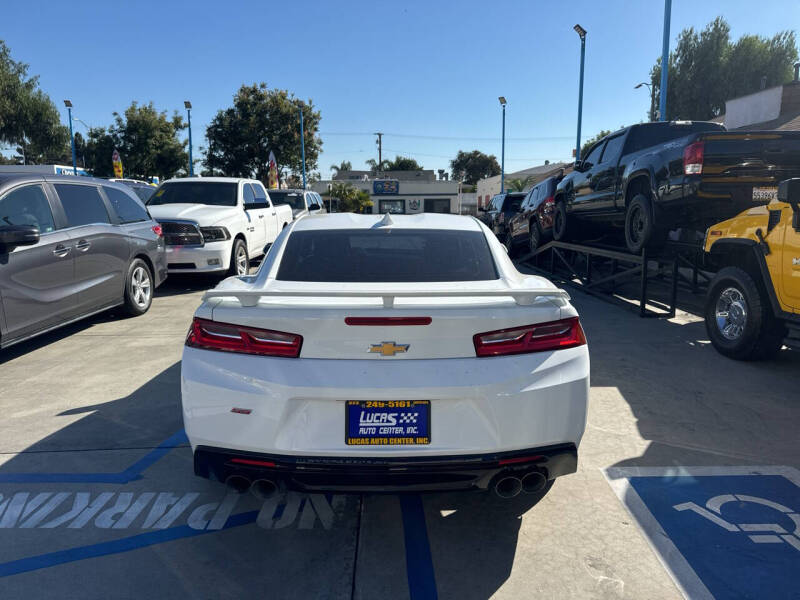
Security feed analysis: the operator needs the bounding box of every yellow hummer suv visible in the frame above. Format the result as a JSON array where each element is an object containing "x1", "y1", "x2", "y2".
[{"x1": 703, "y1": 178, "x2": 800, "y2": 360}]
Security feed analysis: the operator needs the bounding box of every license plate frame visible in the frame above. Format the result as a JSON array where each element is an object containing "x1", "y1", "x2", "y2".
[
  {"x1": 752, "y1": 186, "x2": 778, "y2": 203},
  {"x1": 345, "y1": 400, "x2": 431, "y2": 446}
]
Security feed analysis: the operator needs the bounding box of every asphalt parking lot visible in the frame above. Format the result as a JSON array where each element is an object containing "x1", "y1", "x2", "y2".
[{"x1": 0, "y1": 269, "x2": 798, "y2": 600}]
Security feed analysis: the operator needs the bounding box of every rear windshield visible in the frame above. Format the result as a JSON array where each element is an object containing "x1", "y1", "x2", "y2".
[
  {"x1": 131, "y1": 186, "x2": 155, "y2": 202},
  {"x1": 147, "y1": 182, "x2": 237, "y2": 206},
  {"x1": 276, "y1": 229, "x2": 498, "y2": 282},
  {"x1": 625, "y1": 122, "x2": 725, "y2": 153},
  {"x1": 505, "y1": 195, "x2": 524, "y2": 212},
  {"x1": 269, "y1": 191, "x2": 305, "y2": 210}
]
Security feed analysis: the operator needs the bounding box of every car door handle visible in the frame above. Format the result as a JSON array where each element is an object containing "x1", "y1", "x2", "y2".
[
  {"x1": 271, "y1": 212, "x2": 276, "y2": 215},
  {"x1": 53, "y1": 244, "x2": 71, "y2": 257},
  {"x1": 258, "y1": 214, "x2": 264, "y2": 219},
  {"x1": 75, "y1": 240, "x2": 91, "y2": 251}
]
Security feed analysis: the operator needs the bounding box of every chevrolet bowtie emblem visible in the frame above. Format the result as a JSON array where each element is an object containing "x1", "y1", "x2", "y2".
[{"x1": 369, "y1": 341, "x2": 409, "y2": 356}]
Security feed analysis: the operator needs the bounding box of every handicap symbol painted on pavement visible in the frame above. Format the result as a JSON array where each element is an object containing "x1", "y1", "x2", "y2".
[{"x1": 605, "y1": 466, "x2": 800, "y2": 600}]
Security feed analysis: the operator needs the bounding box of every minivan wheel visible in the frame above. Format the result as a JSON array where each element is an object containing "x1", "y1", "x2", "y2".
[
  {"x1": 123, "y1": 258, "x2": 153, "y2": 316},
  {"x1": 229, "y1": 239, "x2": 249, "y2": 276},
  {"x1": 552, "y1": 201, "x2": 568, "y2": 241}
]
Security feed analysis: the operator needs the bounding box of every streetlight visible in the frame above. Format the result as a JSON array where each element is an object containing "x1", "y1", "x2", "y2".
[
  {"x1": 184, "y1": 101, "x2": 193, "y2": 176},
  {"x1": 64, "y1": 100, "x2": 77, "y2": 175},
  {"x1": 299, "y1": 104, "x2": 307, "y2": 190},
  {"x1": 635, "y1": 82, "x2": 656, "y2": 121},
  {"x1": 498, "y1": 96, "x2": 506, "y2": 193},
  {"x1": 659, "y1": 0, "x2": 672, "y2": 121},
  {"x1": 573, "y1": 24, "x2": 586, "y2": 163}
]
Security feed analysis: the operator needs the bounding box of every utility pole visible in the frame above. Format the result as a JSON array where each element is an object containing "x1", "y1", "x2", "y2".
[
  {"x1": 573, "y1": 24, "x2": 587, "y2": 162},
  {"x1": 659, "y1": 0, "x2": 672, "y2": 121},
  {"x1": 300, "y1": 105, "x2": 307, "y2": 189},
  {"x1": 374, "y1": 132, "x2": 383, "y2": 172}
]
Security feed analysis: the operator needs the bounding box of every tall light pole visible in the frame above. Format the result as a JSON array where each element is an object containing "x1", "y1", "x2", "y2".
[
  {"x1": 184, "y1": 101, "x2": 193, "y2": 176},
  {"x1": 573, "y1": 24, "x2": 587, "y2": 162},
  {"x1": 635, "y1": 82, "x2": 655, "y2": 121},
  {"x1": 64, "y1": 100, "x2": 77, "y2": 175},
  {"x1": 659, "y1": 0, "x2": 672, "y2": 121},
  {"x1": 498, "y1": 96, "x2": 506, "y2": 193},
  {"x1": 299, "y1": 104, "x2": 307, "y2": 189}
]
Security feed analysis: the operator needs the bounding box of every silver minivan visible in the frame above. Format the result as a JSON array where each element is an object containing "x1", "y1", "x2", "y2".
[{"x1": 0, "y1": 173, "x2": 167, "y2": 349}]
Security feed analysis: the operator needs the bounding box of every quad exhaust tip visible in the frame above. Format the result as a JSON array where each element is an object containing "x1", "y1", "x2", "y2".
[
  {"x1": 494, "y1": 475, "x2": 522, "y2": 499},
  {"x1": 521, "y1": 471, "x2": 547, "y2": 494},
  {"x1": 251, "y1": 479, "x2": 279, "y2": 500},
  {"x1": 225, "y1": 475, "x2": 251, "y2": 494}
]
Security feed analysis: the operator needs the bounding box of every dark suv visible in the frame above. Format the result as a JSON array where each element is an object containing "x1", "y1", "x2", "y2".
[
  {"x1": 478, "y1": 192, "x2": 526, "y2": 244},
  {"x1": 506, "y1": 174, "x2": 564, "y2": 253},
  {"x1": 0, "y1": 174, "x2": 167, "y2": 349}
]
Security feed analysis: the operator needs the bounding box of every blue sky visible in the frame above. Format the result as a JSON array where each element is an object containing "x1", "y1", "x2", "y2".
[{"x1": 2, "y1": 0, "x2": 798, "y2": 177}]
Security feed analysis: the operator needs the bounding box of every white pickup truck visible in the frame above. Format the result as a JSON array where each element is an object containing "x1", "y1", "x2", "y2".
[{"x1": 146, "y1": 177, "x2": 293, "y2": 275}]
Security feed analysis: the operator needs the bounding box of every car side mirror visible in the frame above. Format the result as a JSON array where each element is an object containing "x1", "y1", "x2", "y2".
[
  {"x1": 778, "y1": 178, "x2": 800, "y2": 229},
  {"x1": 0, "y1": 225, "x2": 40, "y2": 252}
]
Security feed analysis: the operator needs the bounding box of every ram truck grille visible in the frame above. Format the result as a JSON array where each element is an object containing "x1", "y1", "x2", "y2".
[{"x1": 159, "y1": 221, "x2": 203, "y2": 246}]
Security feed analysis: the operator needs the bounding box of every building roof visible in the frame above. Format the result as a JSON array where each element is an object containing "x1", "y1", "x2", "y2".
[
  {"x1": 292, "y1": 212, "x2": 481, "y2": 232},
  {"x1": 716, "y1": 80, "x2": 800, "y2": 131},
  {"x1": 477, "y1": 162, "x2": 570, "y2": 188}
]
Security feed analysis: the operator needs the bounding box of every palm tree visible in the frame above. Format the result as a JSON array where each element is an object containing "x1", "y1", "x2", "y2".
[
  {"x1": 330, "y1": 160, "x2": 353, "y2": 178},
  {"x1": 505, "y1": 175, "x2": 535, "y2": 192}
]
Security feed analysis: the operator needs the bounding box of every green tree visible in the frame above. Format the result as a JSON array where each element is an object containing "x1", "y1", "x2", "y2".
[
  {"x1": 0, "y1": 40, "x2": 69, "y2": 164},
  {"x1": 365, "y1": 158, "x2": 391, "y2": 174},
  {"x1": 114, "y1": 102, "x2": 188, "y2": 180},
  {"x1": 330, "y1": 160, "x2": 352, "y2": 177},
  {"x1": 82, "y1": 127, "x2": 121, "y2": 178},
  {"x1": 204, "y1": 83, "x2": 322, "y2": 184},
  {"x1": 383, "y1": 155, "x2": 423, "y2": 171},
  {"x1": 580, "y1": 130, "x2": 611, "y2": 159},
  {"x1": 505, "y1": 176, "x2": 535, "y2": 192},
  {"x1": 328, "y1": 182, "x2": 373, "y2": 213},
  {"x1": 649, "y1": 17, "x2": 798, "y2": 120},
  {"x1": 450, "y1": 150, "x2": 501, "y2": 185}
]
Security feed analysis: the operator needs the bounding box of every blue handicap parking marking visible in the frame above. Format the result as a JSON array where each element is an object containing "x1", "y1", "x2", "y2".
[{"x1": 606, "y1": 467, "x2": 800, "y2": 600}]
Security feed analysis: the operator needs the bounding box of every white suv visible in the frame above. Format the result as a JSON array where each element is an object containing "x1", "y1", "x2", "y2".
[
  {"x1": 268, "y1": 189, "x2": 327, "y2": 218},
  {"x1": 147, "y1": 177, "x2": 293, "y2": 275}
]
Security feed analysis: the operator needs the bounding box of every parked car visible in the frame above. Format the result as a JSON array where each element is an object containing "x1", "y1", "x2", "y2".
[
  {"x1": 702, "y1": 177, "x2": 800, "y2": 360},
  {"x1": 109, "y1": 178, "x2": 157, "y2": 203},
  {"x1": 182, "y1": 213, "x2": 589, "y2": 497},
  {"x1": 553, "y1": 121, "x2": 800, "y2": 253},
  {"x1": 267, "y1": 189, "x2": 327, "y2": 218},
  {"x1": 146, "y1": 177, "x2": 293, "y2": 276},
  {"x1": 506, "y1": 173, "x2": 565, "y2": 254},
  {"x1": 0, "y1": 174, "x2": 166, "y2": 349},
  {"x1": 478, "y1": 192, "x2": 527, "y2": 244}
]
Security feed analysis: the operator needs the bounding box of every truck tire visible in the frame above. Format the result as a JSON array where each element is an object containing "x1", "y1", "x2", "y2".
[
  {"x1": 503, "y1": 231, "x2": 515, "y2": 256},
  {"x1": 529, "y1": 219, "x2": 542, "y2": 253},
  {"x1": 624, "y1": 194, "x2": 666, "y2": 254},
  {"x1": 228, "y1": 238, "x2": 249, "y2": 276},
  {"x1": 122, "y1": 258, "x2": 153, "y2": 317},
  {"x1": 552, "y1": 200, "x2": 569, "y2": 242},
  {"x1": 704, "y1": 266, "x2": 784, "y2": 360}
]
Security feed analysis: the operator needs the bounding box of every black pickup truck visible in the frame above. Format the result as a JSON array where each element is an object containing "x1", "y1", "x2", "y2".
[{"x1": 553, "y1": 121, "x2": 800, "y2": 253}]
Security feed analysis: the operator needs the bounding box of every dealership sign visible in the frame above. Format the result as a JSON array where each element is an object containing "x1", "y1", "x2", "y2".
[{"x1": 373, "y1": 180, "x2": 399, "y2": 194}]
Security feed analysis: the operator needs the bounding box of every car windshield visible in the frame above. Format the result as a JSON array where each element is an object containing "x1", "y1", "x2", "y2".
[
  {"x1": 276, "y1": 229, "x2": 498, "y2": 282},
  {"x1": 268, "y1": 191, "x2": 305, "y2": 210},
  {"x1": 131, "y1": 187, "x2": 155, "y2": 202},
  {"x1": 146, "y1": 182, "x2": 237, "y2": 206}
]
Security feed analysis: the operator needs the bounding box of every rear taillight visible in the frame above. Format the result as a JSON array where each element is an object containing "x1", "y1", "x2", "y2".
[
  {"x1": 186, "y1": 317, "x2": 302, "y2": 357},
  {"x1": 683, "y1": 141, "x2": 704, "y2": 175},
  {"x1": 152, "y1": 224, "x2": 163, "y2": 236},
  {"x1": 473, "y1": 317, "x2": 586, "y2": 357},
  {"x1": 542, "y1": 196, "x2": 555, "y2": 214}
]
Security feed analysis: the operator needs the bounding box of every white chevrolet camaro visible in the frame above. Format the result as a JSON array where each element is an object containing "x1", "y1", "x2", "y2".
[{"x1": 181, "y1": 212, "x2": 589, "y2": 498}]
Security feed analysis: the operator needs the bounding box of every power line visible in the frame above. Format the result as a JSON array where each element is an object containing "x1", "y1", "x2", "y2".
[{"x1": 320, "y1": 131, "x2": 575, "y2": 142}]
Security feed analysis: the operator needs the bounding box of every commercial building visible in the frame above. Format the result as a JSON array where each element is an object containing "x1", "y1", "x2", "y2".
[
  {"x1": 712, "y1": 65, "x2": 800, "y2": 131},
  {"x1": 312, "y1": 170, "x2": 461, "y2": 214}
]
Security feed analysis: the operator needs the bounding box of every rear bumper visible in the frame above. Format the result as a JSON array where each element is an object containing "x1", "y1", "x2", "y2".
[{"x1": 194, "y1": 442, "x2": 578, "y2": 493}]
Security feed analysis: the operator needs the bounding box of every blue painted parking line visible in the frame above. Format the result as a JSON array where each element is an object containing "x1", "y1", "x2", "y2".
[
  {"x1": 400, "y1": 495, "x2": 438, "y2": 600},
  {"x1": 0, "y1": 429, "x2": 189, "y2": 484},
  {"x1": 0, "y1": 510, "x2": 259, "y2": 578},
  {"x1": 605, "y1": 466, "x2": 800, "y2": 600}
]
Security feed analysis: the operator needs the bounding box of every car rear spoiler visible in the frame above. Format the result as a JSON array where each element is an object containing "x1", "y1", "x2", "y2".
[{"x1": 202, "y1": 286, "x2": 570, "y2": 308}]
